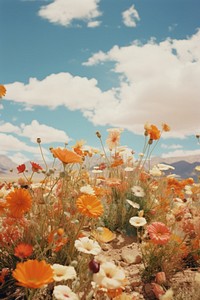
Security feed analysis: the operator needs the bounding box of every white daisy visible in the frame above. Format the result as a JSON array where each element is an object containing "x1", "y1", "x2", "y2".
[
  {"x1": 131, "y1": 185, "x2": 145, "y2": 197},
  {"x1": 129, "y1": 216, "x2": 147, "y2": 227},
  {"x1": 53, "y1": 285, "x2": 78, "y2": 300},
  {"x1": 75, "y1": 237, "x2": 101, "y2": 255},
  {"x1": 52, "y1": 264, "x2": 76, "y2": 282}
]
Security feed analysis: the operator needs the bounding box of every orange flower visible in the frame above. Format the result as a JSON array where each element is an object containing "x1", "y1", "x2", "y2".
[
  {"x1": 51, "y1": 147, "x2": 83, "y2": 164},
  {"x1": 76, "y1": 194, "x2": 103, "y2": 218},
  {"x1": 48, "y1": 229, "x2": 68, "y2": 252},
  {"x1": 12, "y1": 259, "x2": 53, "y2": 288},
  {"x1": 14, "y1": 243, "x2": 33, "y2": 259},
  {"x1": 162, "y1": 123, "x2": 170, "y2": 132},
  {"x1": 6, "y1": 188, "x2": 32, "y2": 218},
  {"x1": 147, "y1": 124, "x2": 161, "y2": 140},
  {"x1": 147, "y1": 222, "x2": 171, "y2": 245},
  {"x1": 0, "y1": 85, "x2": 6, "y2": 98}
]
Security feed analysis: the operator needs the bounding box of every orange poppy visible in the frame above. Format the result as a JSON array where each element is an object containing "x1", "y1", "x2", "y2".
[
  {"x1": 147, "y1": 124, "x2": 161, "y2": 140},
  {"x1": 51, "y1": 147, "x2": 83, "y2": 164},
  {"x1": 0, "y1": 85, "x2": 6, "y2": 98},
  {"x1": 14, "y1": 243, "x2": 33, "y2": 259},
  {"x1": 12, "y1": 259, "x2": 53, "y2": 288},
  {"x1": 6, "y1": 188, "x2": 32, "y2": 218},
  {"x1": 162, "y1": 123, "x2": 170, "y2": 132},
  {"x1": 76, "y1": 194, "x2": 103, "y2": 218},
  {"x1": 147, "y1": 222, "x2": 171, "y2": 245}
]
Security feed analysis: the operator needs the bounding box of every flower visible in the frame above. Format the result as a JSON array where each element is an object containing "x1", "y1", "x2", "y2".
[
  {"x1": 30, "y1": 161, "x2": 43, "y2": 172},
  {"x1": 6, "y1": 188, "x2": 32, "y2": 218},
  {"x1": 53, "y1": 285, "x2": 79, "y2": 300},
  {"x1": 0, "y1": 84, "x2": 6, "y2": 98},
  {"x1": 74, "y1": 237, "x2": 101, "y2": 255},
  {"x1": 51, "y1": 147, "x2": 82, "y2": 164},
  {"x1": 126, "y1": 199, "x2": 140, "y2": 209},
  {"x1": 147, "y1": 124, "x2": 161, "y2": 140},
  {"x1": 93, "y1": 261, "x2": 125, "y2": 289},
  {"x1": 76, "y1": 194, "x2": 103, "y2": 218},
  {"x1": 52, "y1": 264, "x2": 76, "y2": 282},
  {"x1": 92, "y1": 227, "x2": 116, "y2": 243},
  {"x1": 147, "y1": 222, "x2": 171, "y2": 245},
  {"x1": 17, "y1": 164, "x2": 26, "y2": 173},
  {"x1": 131, "y1": 185, "x2": 145, "y2": 197},
  {"x1": 162, "y1": 123, "x2": 170, "y2": 132},
  {"x1": 12, "y1": 259, "x2": 54, "y2": 288},
  {"x1": 14, "y1": 243, "x2": 33, "y2": 259},
  {"x1": 129, "y1": 216, "x2": 147, "y2": 227},
  {"x1": 106, "y1": 128, "x2": 123, "y2": 150},
  {"x1": 80, "y1": 184, "x2": 95, "y2": 195}
]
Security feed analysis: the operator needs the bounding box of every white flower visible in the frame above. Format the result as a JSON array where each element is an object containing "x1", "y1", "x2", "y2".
[
  {"x1": 75, "y1": 237, "x2": 101, "y2": 255},
  {"x1": 92, "y1": 169, "x2": 103, "y2": 174},
  {"x1": 80, "y1": 185, "x2": 95, "y2": 195},
  {"x1": 131, "y1": 185, "x2": 145, "y2": 197},
  {"x1": 157, "y1": 163, "x2": 175, "y2": 171},
  {"x1": 52, "y1": 264, "x2": 76, "y2": 282},
  {"x1": 129, "y1": 216, "x2": 147, "y2": 227},
  {"x1": 93, "y1": 261, "x2": 125, "y2": 289},
  {"x1": 150, "y1": 166, "x2": 162, "y2": 177},
  {"x1": 195, "y1": 165, "x2": 200, "y2": 172},
  {"x1": 53, "y1": 285, "x2": 78, "y2": 300},
  {"x1": 126, "y1": 199, "x2": 140, "y2": 209}
]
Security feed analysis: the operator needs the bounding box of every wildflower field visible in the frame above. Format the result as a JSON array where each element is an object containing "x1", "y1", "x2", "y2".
[{"x1": 0, "y1": 85, "x2": 200, "y2": 300}]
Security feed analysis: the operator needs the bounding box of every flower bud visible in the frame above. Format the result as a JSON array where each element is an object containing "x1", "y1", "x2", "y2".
[{"x1": 89, "y1": 259, "x2": 100, "y2": 273}]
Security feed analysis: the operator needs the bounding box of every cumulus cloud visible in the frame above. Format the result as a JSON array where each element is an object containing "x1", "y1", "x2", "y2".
[
  {"x1": 82, "y1": 30, "x2": 200, "y2": 137},
  {"x1": 161, "y1": 148, "x2": 200, "y2": 158},
  {"x1": 4, "y1": 30, "x2": 200, "y2": 139},
  {"x1": 5, "y1": 72, "x2": 118, "y2": 116},
  {"x1": 20, "y1": 120, "x2": 70, "y2": 144},
  {"x1": 0, "y1": 122, "x2": 21, "y2": 134},
  {"x1": 161, "y1": 144, "x2": 183, "y2": 150},
  {"x1": 122, "y1": 5, "x2": 140, "y2": 27},
  {"x1": 38, "y1": 0, "x2": 102, "y2": 27}
]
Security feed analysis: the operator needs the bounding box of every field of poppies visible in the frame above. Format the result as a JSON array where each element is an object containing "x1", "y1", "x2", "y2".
[{"x1": 0, "y1": 85, "x2": 200, "y2": 299}]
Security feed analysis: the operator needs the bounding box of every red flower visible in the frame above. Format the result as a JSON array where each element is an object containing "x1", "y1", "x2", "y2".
[
  {"x1": 30, "y1": 162, "x2": 42, "y2": 172},
  {"x1": 147, "y1": 222, "x2": 171, "y2": 245},
  {"x1": 14, "y1": 243, "x2": 33, "y2": 259},
  {"x1": 17, "y1": 164, "x2": 26, "y2": 173}
]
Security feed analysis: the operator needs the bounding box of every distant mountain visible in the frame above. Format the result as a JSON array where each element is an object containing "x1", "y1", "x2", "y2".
[
  {"x1": 0, "y1": 155, "x2": 17, "y2": 174},
  {"x1": 0, "y1": 154, "x2": 199, "y2": 181}
]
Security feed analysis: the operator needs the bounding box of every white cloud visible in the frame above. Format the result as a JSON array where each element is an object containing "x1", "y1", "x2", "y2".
[
  {"x1": 82, "y1": 30, "x2": 200, "y2": 137},
  {"x1": 20, "y1": 120, "x2": 70, "y2": 144},
  {"x1": 38, "y1": 0, "x2": 102, "y2": 27},
  {"x1": 10, "y1": 152, "x2": 30, "y2": 165},
  {"x1": 0, "y1": 122, "x2": 21, "y2": 134},
  {"x1": 87, "y1": 20, "x2": 101, "y2": 28},
  {"x1": 161, "y1": 149, "x2": 200, "y2": 158},
  {"x1": 4, "y1": 30, "x2": 200, "y2": 139},
  {"x1": 5, "y1": 72, "x2": 117, "y2": 115},
  {"x1": 122, "y1": 5, "x2": 140, "y2": 27},
  {"x1": 161, "y1": 143, "x2": 183, "y2": 150},
  {"x1": 0, "y1": 133, "x2": 43, "y2": 154}
]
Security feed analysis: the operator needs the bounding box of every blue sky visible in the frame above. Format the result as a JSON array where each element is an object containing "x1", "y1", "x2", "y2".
[{"x1": 1, "y1": 0, "x2": 200, "y2": 164}]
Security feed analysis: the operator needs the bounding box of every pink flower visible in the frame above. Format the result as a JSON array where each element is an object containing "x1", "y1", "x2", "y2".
[{"x1": 147, "y1": 222, "x2": 171, "y2": 245}]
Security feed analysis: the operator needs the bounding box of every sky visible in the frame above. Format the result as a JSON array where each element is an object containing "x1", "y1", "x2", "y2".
[{"x1": 1, "y1": 0, "x2": 200, "y2": 165}]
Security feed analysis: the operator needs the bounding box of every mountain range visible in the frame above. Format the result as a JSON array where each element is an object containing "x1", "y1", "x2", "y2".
[{"x1": 0, "y1": 154, "x2": 199, "y2": 181}]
